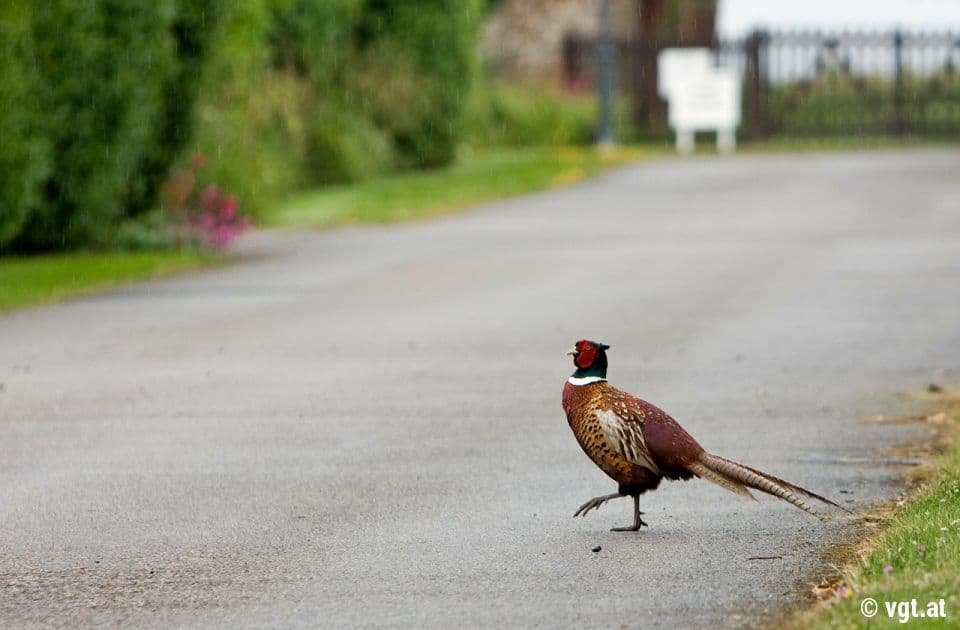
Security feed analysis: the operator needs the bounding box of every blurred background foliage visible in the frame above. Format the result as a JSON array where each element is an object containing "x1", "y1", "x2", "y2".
[
  {"x1": 2, "y1": 0, "x2": 546, "y2": 253},
  {"x1": 4, "y1": 0, "x2": 953, "y2": 256},
  {"x1": 0, "y1": 2, "x2": 47, "y2": 250},
  {"x1": 0, "y1": 0, "x2": 631, "y2": 253},
  {"x1": 467, "y1": 84, "x2": 635, "y2": 147}
]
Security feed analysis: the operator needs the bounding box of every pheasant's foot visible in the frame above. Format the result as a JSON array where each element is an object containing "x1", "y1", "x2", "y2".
[
  {"x1": 610, "y1": 500, "x2": 649, "y2": 531},
  {"x1": 573, "y1": 492, "x2": 623, "y2": 518},
  {"x1": 610, "y1": 514, "x2": 648, "y2": 532}
]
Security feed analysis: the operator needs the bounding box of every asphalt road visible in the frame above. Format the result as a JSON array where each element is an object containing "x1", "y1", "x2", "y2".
[{"x1": 2, "y1": 150, "x2": 959, "y2": 628}]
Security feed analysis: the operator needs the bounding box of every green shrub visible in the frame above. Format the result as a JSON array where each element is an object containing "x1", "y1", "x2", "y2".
[
  {"x1": 195, "y1": 0, "x2": 483, "y2": 200},
  {"x1": 0, "y1": 4, "x2": 48, "y2": 251},
  {"x1": 304, "y1": 107, "x2": 394, "y2": 185},
  {"x1": 19, "y1": 0, "x2": 176, "y2": 250},
  {"x1": 356, "y1": 0, "x2": 482, "y2": 167},
  {"x1": 469, "y1": 81, "x2": 640, "y2": 147},
  {"x1": 341, "y1": 41, "x2": 434, "y2": 151},
  {"x1": 115, "y1": 211, "x2": 177, "y2": 252},
  {"x1": 768, "y1": 75, "x2": 893, "y2": 136},
  {"x1": 190, "y1": 2, "x2": 304, "y2": 220},
  {"x1": 269, "y1": 0, "x2": 481, "y2": 172},
  {"x1": 3, "y1": 1, "x2": 227, "y2": 251},
  {"x1": 266, "y1": 0, "x2": 400, "y2": 187},
  {"x1": 267, "y1": 0, "x2": 361, "y2": 88},
  {"x1": 766, "y1": 72, "x2": 960, "y2": 137},
  {"x1": 469, "y1": 85, "x2": 598, "y2": 146},
  {"x1": 124, "y1": 0, "x2": 224, "y2": 218},
  {"x1": 3, "y1": 0, "x2": 486, "y2": 249}
]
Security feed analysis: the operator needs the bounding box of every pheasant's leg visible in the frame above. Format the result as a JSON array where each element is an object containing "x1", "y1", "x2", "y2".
[
  {"x1": 573, "y1": 492, "x2": 624, "y2": 517},
  {"x1": 610, "y1": 494, "x2": 649, "y2": 532}
]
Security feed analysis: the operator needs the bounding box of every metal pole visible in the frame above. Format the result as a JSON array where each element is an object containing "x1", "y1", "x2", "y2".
[
  {"x1": 892, "y1": 30, "x2": 905, "y2": 134},
  {"x1": 744, "y1": 30, "x2": 769, "y2": 139},
  {"x1": 596, "y1": 0, "x2": 616, "y2": 146}
]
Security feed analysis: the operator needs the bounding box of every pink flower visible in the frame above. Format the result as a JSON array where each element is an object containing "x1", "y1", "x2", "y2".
[
  {"x1": 159, "y1": 157, "x2": 249, "y2": 251},
  {"x1": 220, "y1": 195, "x2": 238, "y2": 220}
]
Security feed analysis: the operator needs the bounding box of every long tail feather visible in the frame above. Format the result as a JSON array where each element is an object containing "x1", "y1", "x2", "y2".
[
  {"x1": 712, "y1": 455, "x2": 852, "y2": 513},
  {"x1": 686, "y1": 461, "x2": 756, "y2": 501},
  {"x1": 691, "y1": 453, "x2": 847, "y2": 519}
]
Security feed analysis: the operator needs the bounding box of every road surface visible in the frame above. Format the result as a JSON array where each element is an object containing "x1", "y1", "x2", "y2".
[{"x1": 2, "y1": 150, "x2": 958, "y2": 627}]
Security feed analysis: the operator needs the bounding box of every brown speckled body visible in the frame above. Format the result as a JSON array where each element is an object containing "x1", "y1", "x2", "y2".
[{"x1": 562, "y1": 380, "x2": 704, "y2": 494}]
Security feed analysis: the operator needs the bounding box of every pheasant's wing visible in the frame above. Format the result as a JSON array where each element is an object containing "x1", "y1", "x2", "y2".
[
  {"x1": 594, "y1": 390, "x2": 661, "y2": 475},
  {"x1": 604, "y1": 386, "x2": 706, "y2": 478}
]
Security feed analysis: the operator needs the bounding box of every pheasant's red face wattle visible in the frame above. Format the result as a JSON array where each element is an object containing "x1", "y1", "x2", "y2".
[
  {"x1": 570, "y1": 339, "x2": 610, "y2": 371},
  {"x1": 575, "y1": 341, "x2": 597, "y2": 369}
]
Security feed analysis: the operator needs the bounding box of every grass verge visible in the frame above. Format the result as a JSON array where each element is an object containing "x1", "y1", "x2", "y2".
[
  {"x1": 269, "y1": 145, "x2": 647, "y2": 228},
  {"x1": 797, "y1": 393, "x2": 960, "y2": 628},
  {"x1": 0, "y1": 250, "x2": 216, "y2": 314},
  {"x1": 741, "y1": 135, "x2": 960, "y2": 154},
  {"x1": 3, "y1": 140, "x2": 942, "y2": 316},
  {"x1": 0, "y1": 146, "x2": 639, "y2": 315}
]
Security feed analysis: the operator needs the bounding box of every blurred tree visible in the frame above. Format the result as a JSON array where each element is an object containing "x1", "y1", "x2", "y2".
[
  {"x1": 0, "y1": 2, "x2": 49, "y2": 251},
  {"x1": 125, "y1": 0, "x2": 225, "y2": 218},
  {"x1": 265, "y1": 0, "x2": 396, "y2": 185},
  {"x1": 19, "y1": 0, "x2": 176, "y2": 250},
  {"x1": 268, "y1": 0, "x2": 360, "y2": 87},
  {"x1": 2, "y1": 0, "x2": 486, "y2": 249},
  {"x1": 356, "y1": 0, "x2": 482, "y2": 167},
  {"x1": 188, "y1": 1, "x2": 290, "y2": 219},
  {"x1": 262, "y1": 0, "x2": 483, "y2": 177}
]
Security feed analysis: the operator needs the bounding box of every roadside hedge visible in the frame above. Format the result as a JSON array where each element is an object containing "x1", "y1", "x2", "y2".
[
  {"x1": 18, "y1": 0, "x2": 177, "y2": 250},
  {"x1": 355, "y1": 0, "x2": 481, "y2": 167},
  {"x1": 0, "y1": 5, "x2": 48, "y2": 251},
  {"x1": 194, "y1": 0, "x2": 483, "y2": 209},
  {"x1": 0, "y1": 0, "x2": 484, "y2": 251},
  {"x1": 124, "y1": 0, "x2": 224, "y2": 218}
]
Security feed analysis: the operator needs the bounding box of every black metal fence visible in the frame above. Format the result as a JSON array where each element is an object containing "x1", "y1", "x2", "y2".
[
  {"x1": 719, "y1": 30, "x2": 960, "y2": 138},
  {"x1": 561, "y1": 29, "x2": 960, "y2": 140}
]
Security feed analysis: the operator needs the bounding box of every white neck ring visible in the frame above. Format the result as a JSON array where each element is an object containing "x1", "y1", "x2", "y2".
[{"x1": 567, "y1": 376, "x2": 607, "y2": 386}]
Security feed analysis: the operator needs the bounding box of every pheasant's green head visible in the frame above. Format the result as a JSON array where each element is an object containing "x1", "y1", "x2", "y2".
[{"x1": 566, "y1": 340, "x2": 610, "y2": 379}]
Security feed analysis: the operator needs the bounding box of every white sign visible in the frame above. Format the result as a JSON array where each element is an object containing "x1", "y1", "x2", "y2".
[
  {"x1": 667, "y1": 69, "x2": 740, "y2": 130},
  {"x1": 658, "y1": 47, "x2": 741, "y2": 154},
  {"x1": 658, "y1": 48, "x2": 712, "y2": 99}
]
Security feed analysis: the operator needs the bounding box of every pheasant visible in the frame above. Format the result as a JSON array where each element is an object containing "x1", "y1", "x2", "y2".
[{"x1": 562, "y1": 339, "x2": 846, "y2": 531}]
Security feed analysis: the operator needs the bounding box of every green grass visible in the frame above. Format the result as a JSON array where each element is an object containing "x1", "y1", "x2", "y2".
[
  {"x1": 0, "y1": 250, "x2": 216, "y2": 314},
  {"x1": 269, "y1": 146, "x2": 648, "y2": 228},
  {"x1": 800, "y1": 401, "x2": 960, "y2": 628},
  {"x1": 270, "y1": 140, "x2": 959, "y2": 230},
  {"x1": 741, "y1": 135, "x2": 960, "y2": 154},
  {"x1": 3, "y1": 139, "x2": 941, "y2": 316}
]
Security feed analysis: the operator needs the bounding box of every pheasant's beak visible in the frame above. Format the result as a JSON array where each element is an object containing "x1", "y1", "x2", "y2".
[{"x1": 566, "y1": 346, "x2": 578, "y2": 356}]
